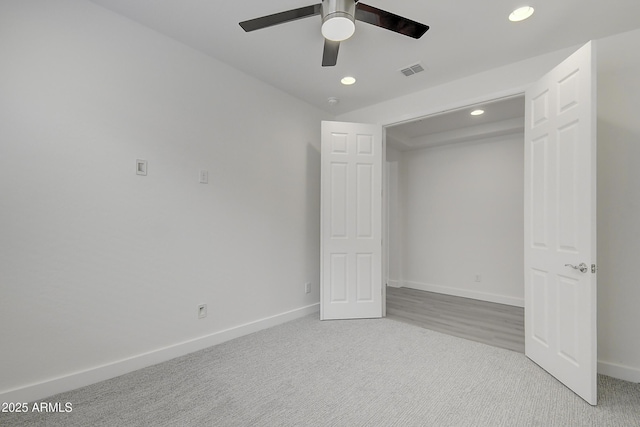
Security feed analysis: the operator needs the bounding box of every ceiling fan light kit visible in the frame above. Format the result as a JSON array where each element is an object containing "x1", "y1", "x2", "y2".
[
  {"x1": 239, "y1": 0, "x2": 429, "y2": 67},
  {"x1": 321, "y1": 0, "x2": 356, "y2": 41}
]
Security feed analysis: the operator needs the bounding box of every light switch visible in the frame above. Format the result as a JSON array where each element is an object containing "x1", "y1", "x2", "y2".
[
  {"x1": 199, "y1": 170, "x2": 208, "y2": 184},
  {"x1": 136, "y1": 159, "x2": 147, "y2": 176}
]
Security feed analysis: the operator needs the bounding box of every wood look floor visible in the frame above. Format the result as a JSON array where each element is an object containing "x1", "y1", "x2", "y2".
[{"x1": 386, "y1": 287, "x2": 525, "y2": 353}]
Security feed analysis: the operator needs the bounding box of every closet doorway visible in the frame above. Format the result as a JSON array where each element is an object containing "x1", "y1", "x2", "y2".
[{"x1": 384, "y1": 95, "x2": 525, "y2": 352}]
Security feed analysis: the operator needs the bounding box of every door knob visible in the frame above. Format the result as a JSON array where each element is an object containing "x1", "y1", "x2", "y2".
[{"x1": 565, "y1": 262, "x2": 588, "y2": 273}]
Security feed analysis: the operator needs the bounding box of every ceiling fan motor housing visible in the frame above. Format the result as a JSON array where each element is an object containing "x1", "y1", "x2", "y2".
[{"x1": 321, "y1": 0, "x2": 356, "y2": 41}]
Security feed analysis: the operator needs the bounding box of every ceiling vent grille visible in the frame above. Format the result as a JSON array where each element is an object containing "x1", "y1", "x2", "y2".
[{"x1": 400, "y1": 63, "x2": 425, "y2": 77}]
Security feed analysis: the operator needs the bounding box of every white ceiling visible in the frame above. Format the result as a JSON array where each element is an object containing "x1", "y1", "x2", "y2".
[{"x1": 87, "y1": 0, "x2": 640, "y2": 115}]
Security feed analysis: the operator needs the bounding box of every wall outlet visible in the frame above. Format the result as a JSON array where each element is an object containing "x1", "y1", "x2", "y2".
[
  {"x1": 474, "y1": 274, "x2": 482, "y2": 283},
  {"x1": 198, "y1": 304, "x2": 207, "y2": 319},
  {"x1": 305, "y1": 282, "x2": 311, "y2": 294}
]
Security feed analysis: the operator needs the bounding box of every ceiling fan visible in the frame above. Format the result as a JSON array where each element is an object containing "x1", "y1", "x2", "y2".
[{"x1": 239, "y1": 0, "x2": 429, "y2": 67}]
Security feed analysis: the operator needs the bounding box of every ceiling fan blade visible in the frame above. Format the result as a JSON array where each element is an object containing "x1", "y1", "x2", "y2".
[
  {"x1": 239, "y1": 4, "x2": 322, "y2": 32},
  {"x1": 355, "y1": 3, "x2": 429, "y2": 39},
  {"x1": 322, "y1": 40, "x2": 340, "y2": 67}
]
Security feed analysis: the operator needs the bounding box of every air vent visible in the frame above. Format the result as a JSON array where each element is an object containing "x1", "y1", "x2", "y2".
[{"x1": 400, "y1": 63, "x2": 425, "y2": 77}]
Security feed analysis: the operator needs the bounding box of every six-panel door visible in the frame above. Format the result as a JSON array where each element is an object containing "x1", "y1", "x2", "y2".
[
  {"x1": 321, "y1": 121, "x2": 383, "y2": 320},
  {"x1": 524, "y1": 42, "x2": 597, "y2": 405}
]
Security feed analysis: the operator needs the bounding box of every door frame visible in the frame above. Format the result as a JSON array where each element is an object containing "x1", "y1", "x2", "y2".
[
  {"x1": 381, "y1": 130, "x2": 387, "y2": 316},
  {"x1": 380, "y1": 87, "x2": 528, "y2": 305}
]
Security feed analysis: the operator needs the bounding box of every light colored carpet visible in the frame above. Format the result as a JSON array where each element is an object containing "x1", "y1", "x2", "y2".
[{"x1": 2, "y1": 315, "x2": 640, "y2": 426}]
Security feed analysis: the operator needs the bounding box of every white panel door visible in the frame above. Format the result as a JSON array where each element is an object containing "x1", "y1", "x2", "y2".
[
  {"x1": 321, "y1": 121, "x2": 383, "y2": 320},
  {"x1": 524, "y1": 42, "x2": 597, "y2": 405}
]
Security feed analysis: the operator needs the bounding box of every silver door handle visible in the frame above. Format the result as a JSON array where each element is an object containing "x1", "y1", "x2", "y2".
[{"x1": 565, "y1": 263, "x2": 588, "y2": 273}]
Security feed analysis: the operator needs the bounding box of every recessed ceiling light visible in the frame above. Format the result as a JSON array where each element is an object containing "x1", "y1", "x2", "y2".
[
  {"x1": 341, "y1": 76, "x2": 356, "y2": 85},
  {"x1": 509, "y1": 6, "x2": 535, "y2": 22},
  {"x1": 470, "y1": 109, "x2": 485, "y2": 116}
]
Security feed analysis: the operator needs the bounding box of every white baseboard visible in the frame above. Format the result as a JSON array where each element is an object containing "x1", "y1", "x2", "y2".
[
  {"x1": 387, "y1": 280, "x2": 403, "y2": 288},
  {"x1": 401, "y1": 280, "x2": 524, "y2": 307},
  {"x1": 1, "y1": 303, "x2": 320, "y2": 403},
  {"x1": 598, "y1": 360, "x2": 640, "y2": 383}
]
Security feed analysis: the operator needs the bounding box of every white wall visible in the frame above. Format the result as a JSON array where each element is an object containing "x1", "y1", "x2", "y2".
[
  {"x1": 344, "y1": 30, "x2": 640, "y2": 382},
  {"x1": 385, "y1": 147, "x2": 403, "y2": 287},
  {"x1": 390, "y1": 134, "x2": 524, "y2": 306},
  {"x1": 595, "y1": 28, "x2": 640, "y2": 382},
  {"x1": 0, "y1": 0, "x2": 331, "y2": 401}
]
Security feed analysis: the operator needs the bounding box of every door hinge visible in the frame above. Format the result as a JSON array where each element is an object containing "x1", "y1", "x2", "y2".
[{"x1": 591, "y1": 264, "x2": 597, "y2": 273}]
